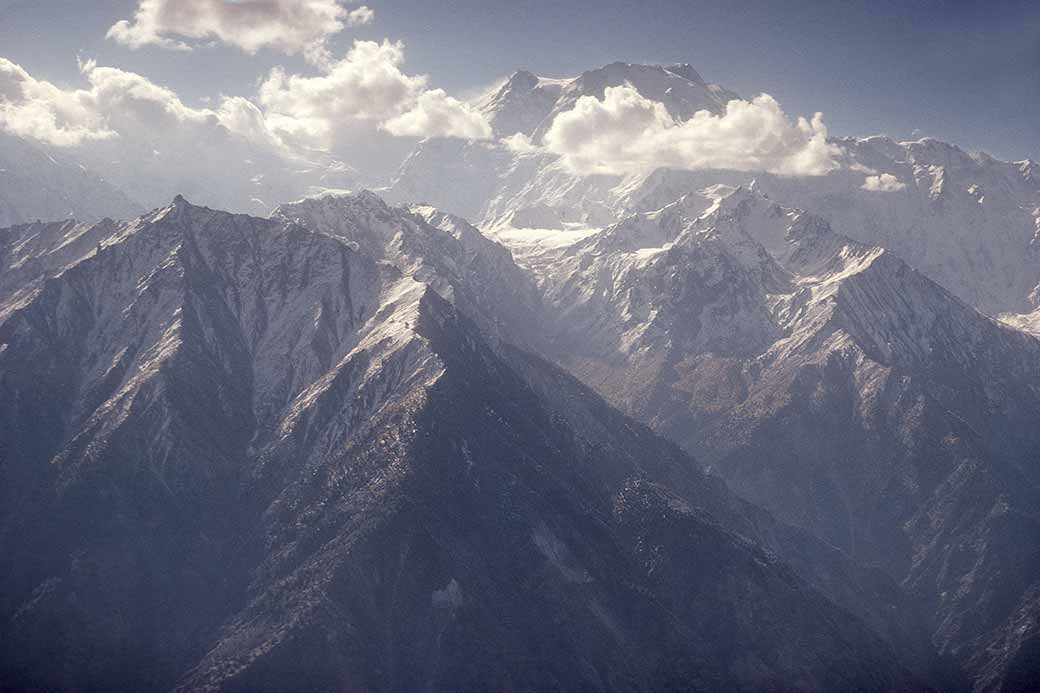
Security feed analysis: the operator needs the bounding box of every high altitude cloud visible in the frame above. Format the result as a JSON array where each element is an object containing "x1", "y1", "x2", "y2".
[
  {"x1": 0, "y1": 46, "x2": 492, "y2": 208},
  {"x1": 542, "y1": 85, "x2": 840, "y2": 177},
  {"x1": 861, "y1": 173, "x2": 906, "y2": 192},
  {"x1": 107, "y1": 0, "x2": 373, "y2": 66},
  {"x1": 383, "y1": 89, "x2": 492, "y2": 139},
  {"x1": 0, "y1": 40, "x2": 492, "y2": 163},
  {"x1": 0, "y1": 57, "x2": 283, "y2": 151},
  {"x1": 0, "y1": 56, "x2": 324, "y2": 211},
  {"x1": 258, "y1": 40, "x2": 492, "y2": 148},
  {"x1": 0, "y1": 58, "x2": 114, "y2": 146}
]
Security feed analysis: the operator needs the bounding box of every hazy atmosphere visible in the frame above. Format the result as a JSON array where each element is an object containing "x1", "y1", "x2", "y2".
[{"x1": 2, "y1": 2, "x2": 1039, "y2": 692}]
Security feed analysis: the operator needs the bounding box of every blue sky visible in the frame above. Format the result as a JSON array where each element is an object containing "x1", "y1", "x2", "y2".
[{"x1": 1, "y1": 0, "x2": 1037, "y2": 160}]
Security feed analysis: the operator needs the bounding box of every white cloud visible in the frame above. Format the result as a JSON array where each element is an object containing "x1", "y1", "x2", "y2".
[
  {"x1": 0, "y1": 57, "x2": 327, "y2": 210},
  {"x1": 861, "y1": 173, "x2": 906, "y2": 192},
  {"x1": 0, "y1": 45, "x2": 488, "y2": 206},
  {"x1": 383, "y1": 89, "x2": 492, "y2": 139},
  {"x1": 344, "y1": 5, "x2": 375, "y2": 27},
  {"x1": 258, "y1": 40, "x2": 492, "y2": 148},
  {"x1": 85, "y1": 65, "x2": 219, "y2": 134},
  {"x1": 258, "y1": 40, "x2": 422, "y2": 148},
  {"x1": 1, "y1": 40, "x2": 492, "y2": 161},
  {"x1": 542, "y1": 85, "x2": 841, "y2": 177},
  {"x1": 0, "y1": 58, "x2": 114, "y2": 146},
  {"x1": 0, "y1": 48, "x2": 490, "y2": 208},
  {"x1": 1, "y1": 39, "x2": 494, "y2": 157},
  {"x1": 107, "y1": 0, "x2": 373, "y2": 66},
  {"x1": 500, "y1": 132, "x2": 538, "y2": 154}
]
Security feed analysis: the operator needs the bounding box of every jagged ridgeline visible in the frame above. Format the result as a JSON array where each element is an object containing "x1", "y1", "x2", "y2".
[
  {"x1": 3, "y1": 195, "x2": 937, "y2": 691},
  {"x1": 2, "y1": 56, "x2": 1039, "y2": 693}
]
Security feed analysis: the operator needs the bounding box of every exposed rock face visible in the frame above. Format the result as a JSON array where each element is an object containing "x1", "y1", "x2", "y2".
[
  {"x1": 392, "y1": 64, "x2": 1040, "y2": 334},
  {"x1": 272, "y1": 191, "x2": 544, "y2": 353},
  {"x1": 0, "y1": 195, "x2": 934, "y2": 691},
  {"x1": 510, "y1": 185, "x2": 1040, "y2": 691},
  {"x1": 7, "y1": 51, "x2": 1040, "y2": 693},
  {"x1": 412, "y1": 77, "x2": 1040, "y2": 689},
  {"x1": 611, "y1": 137, "x2": 1040, "y2": 319}
]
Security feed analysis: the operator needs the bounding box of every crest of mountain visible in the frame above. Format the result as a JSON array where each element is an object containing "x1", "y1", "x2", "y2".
[
  {"x1": 573, "y1": 137, "x2": 1040, "y2": 324},
  {"x1": 0, "y1": 131, "x2": 142, "y2": 227},
  {"x1": 390, "y1": 63, "x2": 1040, "y2": 330},
  {"x1": 0, "y1": 193, "x2": 938, "y2": 691},
  {"x1": 476, "y1": 62, "x2": 738, "y2": 140},
  {"x1": 388, "y1": 63, "x2": 1040, "y2": 690},
  {"x1": 271, "y1": 190, "x2": 544, "y2": 352},
  {"x1": 474, "y1": 69, "x2": 567, "y2": 139},
  {"x1": 384, "y1": 62, "x2": 741, "y2": 223},
  {"x1": 389, "y1": 132, "x2": 1040, "y2": 329},
  {"x1": 500, "y1": 185, "x2": 1040, "y2": 692},
  {"x1": 715, "y1": 136, "x2": 1040, "y2": 319}
]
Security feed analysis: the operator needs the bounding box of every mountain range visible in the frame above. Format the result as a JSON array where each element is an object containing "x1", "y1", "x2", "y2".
[{"x1": 1, "y1": 59, "x2": 1039, "y2": 692}]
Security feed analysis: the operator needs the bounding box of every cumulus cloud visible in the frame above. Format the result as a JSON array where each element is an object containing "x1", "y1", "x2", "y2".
[
  {"x1": 861, "y1": 173, "x2": 906, "y2": 192},
  {"x1": 258, "y1": 40, "x2": 492, "y2": 148},
  {"x1": 258, "y1": 40, "x2": 422, "y2": 147},
  {"x1": 107, "y1": 0, "x2": 373, "y2": 66},
  {"x1": 0, "y1": 57, "x2": 286, "y2": 151},
  {"x1": 542, "y1": 85, "x2": 840, "y2": 177},
  {"x1": 0, "y1": 47, "x2": 492, "y2": 208},
  {"x1": 0, "y1": 56, "x2": 331, "y2": 211},
  {"x1": 0, "y1": 58, "x2": 114, "y2": 146},
  {"x1": 501, "y1": 132, "x2": 538, "y2": 154},
  {"x1": 1, "y1": 38, "x2": 492, "y2": 163},
  {"x1": 383, "y1": 89, "x2": 492, "y2": 139}
]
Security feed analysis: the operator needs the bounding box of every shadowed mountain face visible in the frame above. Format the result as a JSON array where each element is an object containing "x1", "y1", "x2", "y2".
[
  {"x1": 379, "y1": 63, "x2": 1040, "y2": 690},
  {"x1": 0, "y1": 196, "x2": 936, "y2": 692},
  {"x1": 3, "y1": 46, "x2": 1039, "y2": 692},
  {"x1": 510, "y1": 185, "x2": 1040, "y2": 692}
]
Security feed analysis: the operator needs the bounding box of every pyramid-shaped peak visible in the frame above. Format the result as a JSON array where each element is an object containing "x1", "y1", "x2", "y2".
[
  {"x1": 664, "y1": 63, "x2": 706, "y2": 84},
  {"x1": 505, "y1": 70, "x2": 540, "y2": 89},
  {"x1": 285, "y1": 188, "x2": 391, "y2": 213}
]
